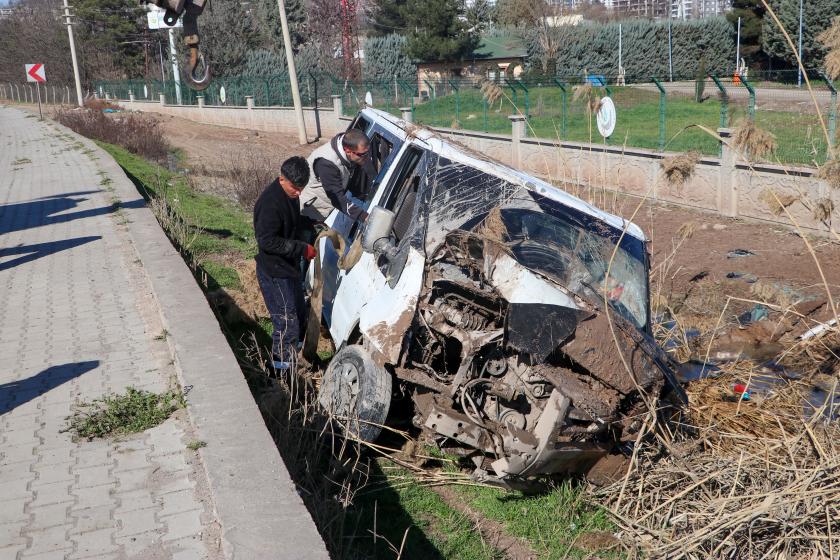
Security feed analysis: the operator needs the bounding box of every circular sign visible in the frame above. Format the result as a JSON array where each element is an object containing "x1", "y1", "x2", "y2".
[
  {"x1": 143, "y1": 84, "x2": 148, "y2": 98},
  {"x1": 219, "y1": 86, "x2": 226, "y2": 104},
  {"x1": 596, "y1": 96, "x2": 616, "y2": 138}
]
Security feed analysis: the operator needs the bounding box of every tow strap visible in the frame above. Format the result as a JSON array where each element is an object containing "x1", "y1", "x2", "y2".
[{"x1": 301, "y1": 229, "x2": 363, "y2": 361}]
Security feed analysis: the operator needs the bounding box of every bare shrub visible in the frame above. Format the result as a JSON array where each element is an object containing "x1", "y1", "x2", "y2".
[
  {"x1": 54, "y1": 107, "x2": 169, "y2": 163},
  {"x1": 84, "y1": 98, "x2": 121, "y2": 111},
  {"x1": 660, "y1": 151, "x2": 701, "y2": 186},
  {"x1": 193, "y1": 151, "x2": 278, "y2": 211}
]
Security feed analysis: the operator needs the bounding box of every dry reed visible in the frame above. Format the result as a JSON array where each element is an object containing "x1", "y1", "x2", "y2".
[
  {"x1": 732, "y1": 119, "x2": 776, "y2": 160},
  {"x1": 661, "y1": 151, "x2": 701, "y2": 186},
  {"x1": 817, "y1": 157, "x2": 840, "y2": 190},
  {"x1": 819, "y1": 16, "x2": 840, "y2": 80},
  {"x1": 758, "y1": 188, "x2": 798, "y2": 216}
]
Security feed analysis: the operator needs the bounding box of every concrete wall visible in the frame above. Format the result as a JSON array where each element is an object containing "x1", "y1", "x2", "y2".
[
  {"x1": 122, "y1": 97, "x2": 344, "y2": 139},
  {"x1": 122, "y1": 98, "x2": 837, "y2": 234},
  {"x1": 434, "y1": 125, "x2": 837, "y2": 233}
]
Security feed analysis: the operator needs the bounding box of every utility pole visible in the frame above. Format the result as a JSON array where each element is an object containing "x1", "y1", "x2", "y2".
[
  {"x1": 277, "y1": 0, "x2": 307, "y2": 144},
  {"x1": 167, "y1": 27, "x2": 183, "y2": 104},
  {"x1": 797, "y1": 0, "x2": 803, "y2": 88},
  {"x1": 62, "y1": 0, "x2": 84, "y2": 107},
  {"x1": 158, "y1": 40, "x2": 166, "y2": 82},
  {"x1": 735, "y1": 16, "x2": 741, "y2": 74},
  {"x1": 667, "y1": 15, "x2": 673, "y2": 82}
]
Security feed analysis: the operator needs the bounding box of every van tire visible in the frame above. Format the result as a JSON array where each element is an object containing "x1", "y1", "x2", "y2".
[{"x1": 318, "y1": 345, "x2": 391, "y2": 442}]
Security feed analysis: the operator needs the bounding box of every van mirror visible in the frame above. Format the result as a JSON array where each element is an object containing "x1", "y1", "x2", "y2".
[{"x1": 362, "y1": 206, "x2": 397, "y2": 257}]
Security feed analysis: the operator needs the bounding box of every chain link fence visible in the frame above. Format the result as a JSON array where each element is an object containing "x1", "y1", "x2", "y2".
[{"x1": 6, "y1": 69, "x2": 832, "y2": 167}]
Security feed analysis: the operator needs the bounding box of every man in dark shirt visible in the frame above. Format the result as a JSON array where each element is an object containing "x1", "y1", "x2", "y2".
[{"x1": 253, "y1": 156, "x2": 316, "y2": 372}]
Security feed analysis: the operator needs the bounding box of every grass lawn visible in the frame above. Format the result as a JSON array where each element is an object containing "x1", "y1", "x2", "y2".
[{"x1": 400, "y1": 84, "x2": 830, "y2": 166}]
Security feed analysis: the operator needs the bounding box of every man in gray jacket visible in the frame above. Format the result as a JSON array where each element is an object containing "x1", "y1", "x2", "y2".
[{"x1": 300, "y1": 128, "x2": 371, "y2": 225}]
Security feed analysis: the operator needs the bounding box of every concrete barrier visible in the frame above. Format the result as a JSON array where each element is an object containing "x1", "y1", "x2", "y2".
[
  {"x1": 123, "y1": 99, "x2": 335, "y2": 140},
  {"x1": 121, "y1": 100, "x2": 837, "y2": 233}
]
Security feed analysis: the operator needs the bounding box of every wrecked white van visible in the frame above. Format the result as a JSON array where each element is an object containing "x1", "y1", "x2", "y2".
[{"x1": 314, "y1": 108, "x2": 683, "y2": 487}]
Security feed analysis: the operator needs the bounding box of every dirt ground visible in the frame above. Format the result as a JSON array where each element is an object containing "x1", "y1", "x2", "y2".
[
  {"x1": 158, "y1": 113, "x2": 840, "y2": 332},
  {"x1": 156, "y1": 112, "x2": 319, "y2": 168}
]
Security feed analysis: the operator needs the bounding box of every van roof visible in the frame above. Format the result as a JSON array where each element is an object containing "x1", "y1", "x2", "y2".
[{"x1": 360, "y1": 107, "x2": 647, "y2": 242}]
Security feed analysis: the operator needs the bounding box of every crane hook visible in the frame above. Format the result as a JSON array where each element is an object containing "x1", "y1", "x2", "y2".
[
  {"x1": 181, "y1": 1, "x2": 210, "y2": 90},
  {"x1": 185, "y1": 46, "x2": 210, "y2": 90}
]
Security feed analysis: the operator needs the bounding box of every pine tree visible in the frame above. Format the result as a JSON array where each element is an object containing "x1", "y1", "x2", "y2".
[
  {"x1": 254, "y1": 0, "x2": 307, "y2": 51},
  {"x1": 199, "y1": 0, "x2": 259, "y2": 76},
  {"x1": 761, "y1": 0, "x2": 835, "y2": 69},
  {"x1": 402, "y1": 0, "x2": 479, "y2": 62},
  {"x1": 362, "y1": 34, "x2": 415, "y2": 80},
  {"x1": 73, "y1": 0, "x2": 145, "y2": 78},
  {"x1": 465, "y1": 0, "x2": 492, "y2": 34},
  {"x1": 368, "y1": 0, "x2": 408, "y2": 37},
  {"x1": 726, "y1": 0, "x2": 766, "y2": 66}
]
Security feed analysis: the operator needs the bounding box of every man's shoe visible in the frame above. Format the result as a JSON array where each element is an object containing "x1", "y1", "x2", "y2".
[{"x1": 272, "y1": 360, "x2": 292, "y2": 371}]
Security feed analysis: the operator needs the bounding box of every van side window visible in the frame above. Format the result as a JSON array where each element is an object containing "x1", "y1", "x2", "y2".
[
  {"x1": 383, "y1": 147, "x2": 424, "y2": 244},
  {"x1": 350, "y1": 115, "x2": 371, "y2": 133},
  {"x1": 347, "y1": 133, "x2": 393, "y2": 203}
]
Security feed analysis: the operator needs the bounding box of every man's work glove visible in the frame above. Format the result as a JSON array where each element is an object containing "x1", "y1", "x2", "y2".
[{"x1": 303, "y1": 244, "x2": 318, "y2": 261}]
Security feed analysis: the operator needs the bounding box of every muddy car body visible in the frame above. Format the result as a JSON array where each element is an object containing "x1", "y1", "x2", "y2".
[{"x1": 314, "y1": 108, "x2": 682, "y2": 486}]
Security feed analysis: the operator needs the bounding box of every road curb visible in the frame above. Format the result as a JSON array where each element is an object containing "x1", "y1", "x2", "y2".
[{"x1": 49, "y1": 118, "x2": 330, "y2": 560}]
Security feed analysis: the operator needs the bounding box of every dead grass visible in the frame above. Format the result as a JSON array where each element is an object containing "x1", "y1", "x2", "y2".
[
  {"x1": 779, "y1": 326, "x2": 840, "y2": 376},
  {"x1": 598, "y1": 324, "x2": 840, "y2": 558},
  {"x1": 84, "y1": 98, "x2": 121, "y2": 111},
  {"x1": 660, "y1": 151, "x2": 701, "y2": 187},
  {"x1": 732, "y1": 119, "x2": 776, "y2": 160},
  {"x1": 758, "y1": 188, "x2": 798, "y2": 216},
  {"x1": 813, "y1": 197, "x2": 834, "y2": 221},
  {"x1": 817, "y1": 157, "x2": 840, "y2": 190}
]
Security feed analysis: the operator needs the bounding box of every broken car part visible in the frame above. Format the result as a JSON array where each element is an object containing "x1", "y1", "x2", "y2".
[{"x1": 314, "y1": 109, "x2": 685, "y2": 488}]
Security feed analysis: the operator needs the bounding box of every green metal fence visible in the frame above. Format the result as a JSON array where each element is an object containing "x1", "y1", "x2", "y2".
[{"x1": 82, "y1": 70, "x2": 839, "y2": 167}]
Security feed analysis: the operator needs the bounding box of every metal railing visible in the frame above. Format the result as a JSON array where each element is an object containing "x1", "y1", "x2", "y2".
[{"x1": 6, "y1": 68, "x2": 830, "y2": 167}]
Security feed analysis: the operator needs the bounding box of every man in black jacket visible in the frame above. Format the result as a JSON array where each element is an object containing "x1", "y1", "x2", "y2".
[{"x1": 253, "y1": 156, "x2": 316, "y2": 372}]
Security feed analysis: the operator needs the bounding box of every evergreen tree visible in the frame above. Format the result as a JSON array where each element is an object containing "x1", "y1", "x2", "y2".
[
  {"x1": 254, "y1": 0, "x2": 307, "y2": 51},
  {"x1": 726, "y1": 0, "x2": 765, "y2": 66},
  {"x1": 199, "y1": 0, "x2": 259, "y2": 76},
  {"x1": 243, "y1": 48, "x2": 287, "y2": 76},
  {"x1": 402, "y1": 0, "x2": 479, "y2": 62},
  {"x1": 368, "y1": 0, "x2": 408, "y2": 37},
  {"x1": 465, "y1": 0, "x2": 492, "y2": 33},
  {"x1": 761, "y1": 0, "x2": 835, "y2": 69},
  {"x1": 362, "y1": 34, "x2": 415, "y2": 80},
  {"x1": 73, "y1": 0, "x2": 145, "y2": 78}
]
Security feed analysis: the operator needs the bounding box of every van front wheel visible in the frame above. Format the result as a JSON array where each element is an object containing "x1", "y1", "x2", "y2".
[{"x1": 317, "y1": 344, "x2": 391, "y2": 442}]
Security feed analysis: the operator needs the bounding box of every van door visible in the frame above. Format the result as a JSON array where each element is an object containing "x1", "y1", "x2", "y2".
[
  {"x1": 326, "y1": 144, "x2": 429, "y2": 359},
  {"x1": 319, "y1": 124, "x2": 403, "y2": 334}
]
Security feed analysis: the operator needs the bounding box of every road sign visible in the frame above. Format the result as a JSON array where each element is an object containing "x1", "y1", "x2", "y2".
[
  {"x1": 147, "y1": 6, "x2": 182, "y2": 29},
  {"x1": 25, "y1": 64, "x2": 46, "y2": 83}
]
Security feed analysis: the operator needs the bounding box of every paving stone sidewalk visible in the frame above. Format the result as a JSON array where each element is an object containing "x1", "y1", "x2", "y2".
[{"x1": 0, "y1": 107, "x2": 222, "y2": 559}]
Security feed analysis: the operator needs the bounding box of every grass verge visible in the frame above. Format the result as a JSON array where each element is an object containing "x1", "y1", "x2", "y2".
[{"x1": 64, "y1": 387, "x2": 183, "y2": 439}]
